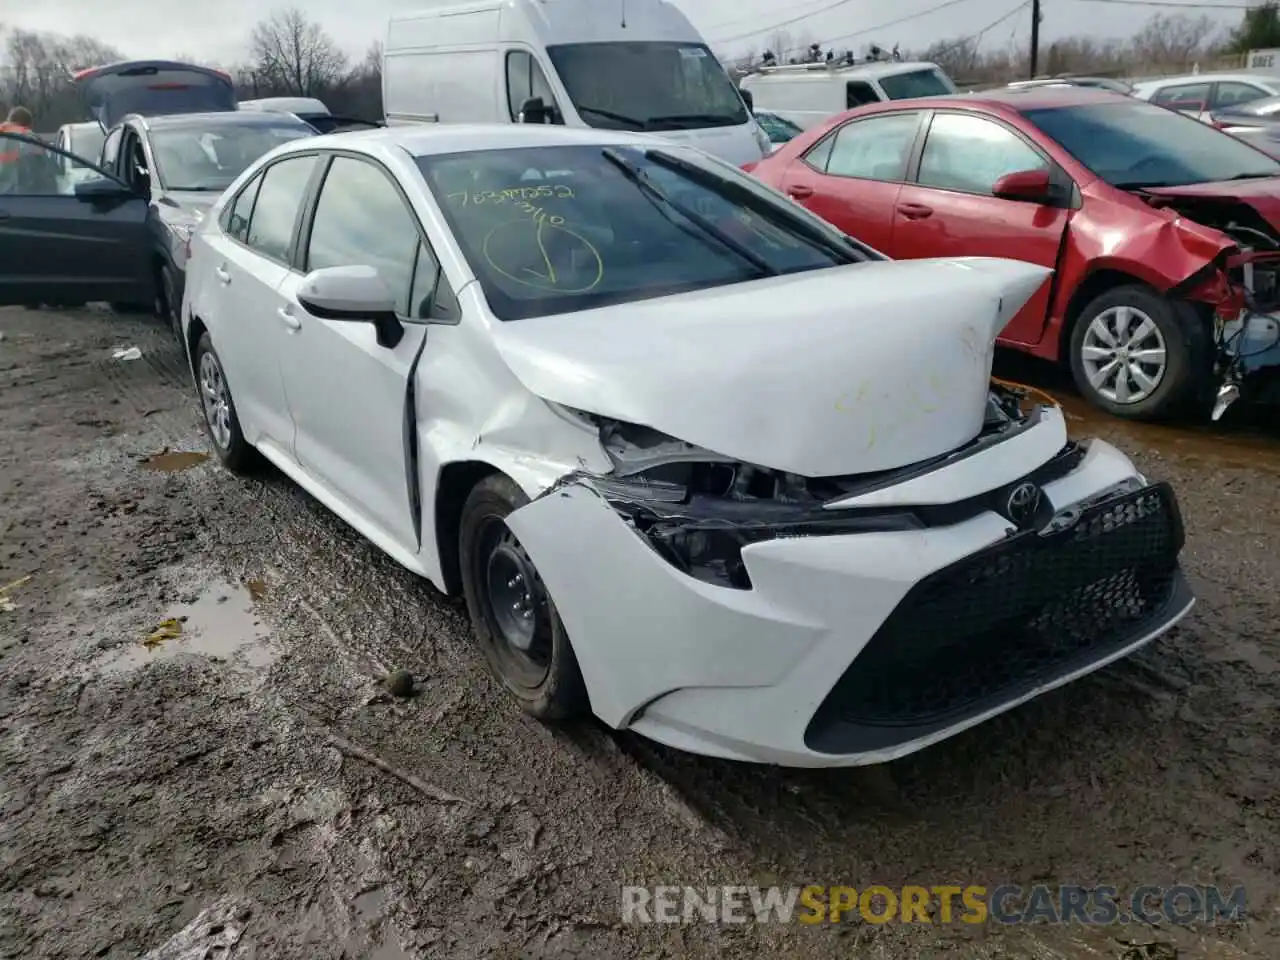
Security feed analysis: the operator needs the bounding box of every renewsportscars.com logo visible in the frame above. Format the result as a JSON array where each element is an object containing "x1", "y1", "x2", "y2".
[{"x1": 620, "y1": 884, "x2": 1247, "y2": 926}]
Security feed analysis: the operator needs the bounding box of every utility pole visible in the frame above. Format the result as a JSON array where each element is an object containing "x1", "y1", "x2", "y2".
[{"x1": 1029, "y1": 0, "x2": 1041, "y2": 80}]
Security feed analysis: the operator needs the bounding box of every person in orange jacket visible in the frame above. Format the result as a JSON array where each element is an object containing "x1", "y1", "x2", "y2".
[{"x1": 0, "y1": 105, "x2": 34, "y2": 166}]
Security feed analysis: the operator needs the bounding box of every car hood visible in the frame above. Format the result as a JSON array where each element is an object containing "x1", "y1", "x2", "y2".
[
  {"x1": 76, "y1": 60, "x2": 236, "y2": 130},
  {"x1": 489, "y1": 257, "x2": 1052, "y2": 478},
  {"x1": 1142, "y1": 177, "x2": 1280, "y2": 230}
]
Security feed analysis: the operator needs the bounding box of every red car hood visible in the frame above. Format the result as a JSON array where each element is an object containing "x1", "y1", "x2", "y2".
[{"x1": 1142, "y1": 177, "x2": 1280, "y2": 230}]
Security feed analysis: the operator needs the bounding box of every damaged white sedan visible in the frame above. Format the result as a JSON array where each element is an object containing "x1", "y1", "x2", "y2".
[{"x1": 182, "y1": 124, "x2": 1195, "y2": 767}]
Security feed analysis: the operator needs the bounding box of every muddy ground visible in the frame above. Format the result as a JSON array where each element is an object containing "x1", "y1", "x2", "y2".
[{"x1": 0, "y1": 305, "x2": 1277, "y2": 960}]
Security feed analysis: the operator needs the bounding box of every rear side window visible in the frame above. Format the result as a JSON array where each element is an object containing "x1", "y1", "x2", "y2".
[
  {"x1": 223, "y1": 172, "x2": 263, "y2": 243},
  {"x1": 245, "y1": 155, "x2": 318, "y2": 262},
  {"x1": 1212, "y1": 82, "x2": 1269, "y2": 110},
  {"x1": 306, "y1": 156, "x2": 422, "y2": 316},
  {"x1": 823, "y1": 112, "x2": 921, "y2": 181},
  {"x1": 1152, "y1": 82, "x2": 1210, "y2": 109}
]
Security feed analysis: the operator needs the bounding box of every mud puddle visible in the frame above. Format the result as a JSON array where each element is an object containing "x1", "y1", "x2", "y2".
[
  {"x1": 139, "y1": 450, "x2": 209, "y2": 472},
  {"x1": 350, "y1": 887, "x2": 410, "y2": 960},
  {"x1": 100, "y1": 579, "x2": 274, "y2": 674}
]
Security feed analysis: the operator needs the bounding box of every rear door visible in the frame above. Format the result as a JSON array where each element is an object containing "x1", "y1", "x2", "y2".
[
  {"x1": 893, "y1": 110, "x2": 1070, "y2": 347},
  {"x1": 0, "y1": 133, "x2": 153, "y2": 307},
  {"x1": 75, "y1": 61, "x2": 237, "y2": 130},
  {"x1": 778, "y1": 110, "x2": 924, "y2": 253},
  {"x1": 201, "y1": 153, "x2": 321, "y2": 452}
]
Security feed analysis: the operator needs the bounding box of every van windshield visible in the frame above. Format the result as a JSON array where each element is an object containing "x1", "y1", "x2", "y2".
[
  {"x1": 416, "y1": 143, "x2": 866, "y2": 320},
  {"x1": 878, "y1": 68, "x2": 956, "y2": 100},
  {"x1": 546, "y1": 42, "x2": 748, "y2": 131}
]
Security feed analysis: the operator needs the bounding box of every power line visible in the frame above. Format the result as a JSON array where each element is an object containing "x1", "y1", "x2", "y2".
[
  {"x1": 737, "y1": 0, "x2": 988, "y2": 57},
  {"x1": 708, "y1": 0, "x2": 862, "y2": 45},
  {"x1": 927, "y1": 0, "x2": 1034, "y2": 59},
  {"x1": 1071, "y1": 0, "x2": 1255, "y2": 7},
  {"x1": 699, "y1": 0, "x2": 855, "y2": 34}
]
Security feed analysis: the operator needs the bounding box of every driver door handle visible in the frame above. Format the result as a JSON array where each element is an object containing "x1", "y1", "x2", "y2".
[
  {"x1": 896, "y1": 202, "x2": 934, "y2": 220},
  {"x1": 787, "y1": 184, "x2": 814, "y2": 199},
  {"x1": 214, "y1": 266, "x2": 231, "y2": 284},
  {"x1": 277, "y1": 307, "x2": 301, "y2": 331}
]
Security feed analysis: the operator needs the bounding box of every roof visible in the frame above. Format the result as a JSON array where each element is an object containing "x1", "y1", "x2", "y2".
[
  {"x1": 858, "y1": 86, "x2": 1132, "y2": 113},
  {"x1": 240, "y1": 97, "x2": 331, "y2": 117},
  {"x1": 135, "y1": 110, "x2": 317, "y2": 131},
  {"x1": 294, "y1": 123, "x2": 670, "y2": 157},
  {"x1": 1131, "y1": 71, "x2": 1280, "y2": 91},
  {"x1": 58, "y1": 120, "x2": 104, "y2": 133},
  {"x1": 745, "y1": 61, "x2": 944, "y2": 84}
]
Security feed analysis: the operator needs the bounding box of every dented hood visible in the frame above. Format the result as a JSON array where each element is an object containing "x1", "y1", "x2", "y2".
[
  {"x1": 490, "y1": 257, "x2": 1052, "y2": 477},
  {"x1": 1143, "y1": 176, "x2": 1280, "y2": 230}
]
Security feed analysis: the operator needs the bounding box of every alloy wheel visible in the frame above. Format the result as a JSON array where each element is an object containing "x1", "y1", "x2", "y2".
[
  {"x1": 1080, "y1": 305, "x2": 1169, "y2": 405},
  {"x1": 198, "y1": 351, "x2": 233, "y2": 451}
]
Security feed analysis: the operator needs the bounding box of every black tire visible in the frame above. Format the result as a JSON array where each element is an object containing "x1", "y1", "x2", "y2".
[
  {"x1": 1068, "y1": 284, "x2": 1212, "y2": 421},
  {"x1": 160, "y1": 264, "x2": 182, "y2": 340},
  {"x1": 193, "y1": 332, "x2": 259, "y2": 474},
  {"x1": 459, "y1": 474, "x2": 588, "y2": 720}
]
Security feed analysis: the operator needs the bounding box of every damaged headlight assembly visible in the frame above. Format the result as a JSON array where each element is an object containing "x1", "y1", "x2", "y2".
[{"x1": 558, "y1": 413, "x2": 923, "y2": 590}]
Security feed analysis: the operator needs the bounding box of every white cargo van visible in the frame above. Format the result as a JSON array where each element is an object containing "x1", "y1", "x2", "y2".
[
  {"x1": 740, "y1": 60, "x2": 958, "y2": 131},
  {"x1": 383, "y1": 0, "x2": 772, "y2": 165}
]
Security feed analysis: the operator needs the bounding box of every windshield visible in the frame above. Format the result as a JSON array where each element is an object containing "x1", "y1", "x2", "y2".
[
  {"x1": 546, "y1": 42, "x2": 748, "y2": 131},
  {"x1": 149, "y1": 122, "x2": 313, "y2": 191},
  {"x1": 878, "y1": 68, "x2": 956, "y2": 101},
  {"x1": 1222, "y1": 95, "x2": 1280, "y2": 118},
  {"x1": 417, "y1": 144, "x2": 863, "y2": 321},
  {"x1": 1025, "y1": 100, "x2": 1280, "y2": 188},
  {"x1": 756, "y1": 112, "x2": 801, "y2": 142},
  {"x1": 71, "y1": 125, "x2": 106, "y2": 163}
]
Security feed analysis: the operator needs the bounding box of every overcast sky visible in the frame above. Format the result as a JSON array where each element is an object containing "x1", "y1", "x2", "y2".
[{"x1": 1, "y1": 0, "x2": 1250, "y2": 66}]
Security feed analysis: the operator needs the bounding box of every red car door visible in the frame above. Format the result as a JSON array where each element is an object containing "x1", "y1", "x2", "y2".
[
  {"x1": 778, "y1": 110, "x2": 925, "y2": 255},
  {"x1": 893, "y1": 111, "x2": 1071, "y2": 347}
]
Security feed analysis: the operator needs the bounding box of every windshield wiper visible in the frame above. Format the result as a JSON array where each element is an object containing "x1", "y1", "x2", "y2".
[
  {"x1": 645, "y1": 113, "x2": 739, "y2": 128},
  {"x1": 600, "y1": 147, "x2": 777, "y2": 277},
  {"x1": 642, "y1": 148, "x2": 863, "y2": 265},
  {"x1": 576, "y1": 105, "x2": 646, "y2": 130}
]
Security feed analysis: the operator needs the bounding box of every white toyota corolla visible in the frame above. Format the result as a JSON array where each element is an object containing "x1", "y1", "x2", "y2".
[{"x1": 181, "y1": 124, "x2": 1195, "y2": 767}]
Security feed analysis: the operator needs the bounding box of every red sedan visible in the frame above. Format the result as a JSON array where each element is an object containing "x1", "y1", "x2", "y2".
[{"x1": 746, "y1": 88, "x2": 1280, "y2": 420}]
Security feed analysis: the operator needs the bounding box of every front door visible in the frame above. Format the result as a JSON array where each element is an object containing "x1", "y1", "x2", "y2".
[
  {"x1": 276, "y1": 154, "x2": 433, "y2": 555},
  {"x1": 0, "y1": 133, "x2": 153, "y2": 306},
  {"x1": 778, "y1": 110, "x2": 924, "y2": 254},
  {"x1": 893, "y1": 111, "x2": 1070, "y2": 347}
]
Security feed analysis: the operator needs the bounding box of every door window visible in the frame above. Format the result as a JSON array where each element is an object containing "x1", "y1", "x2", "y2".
[
  {"x1": 102, "y1": 127, "x2": 123, "y2": 170},
  {"x1": 306, "y1": 156, "x2": 423, "y2": 316},
  {"x1": 244, "y1": 155, "x2": 318, "y2": 263},
  {"x1": 0, "y1": 135, "x2": 115, "y2": 196},
  {"x1": 846, "y1": 82, "x2": 879, "y2": 108},
  {"x1": 1212, "y1": 81, "x2": 1270, "y2": 109},
  {"x1": 1151, "y1": 82, "x2": 1210, "y2": 110},
  {"x1": 222, "y1": 172, "x2": 264, "y2": 244},
  {"x1": 506, "y1": 50, "x2": 560, "y2": 122},
  {"x1": 822, "y1": 112, "x2": 921, "y2": 181},
  {"x1": 916, "y1": 113, "x2": 1048, "y2": 195}
]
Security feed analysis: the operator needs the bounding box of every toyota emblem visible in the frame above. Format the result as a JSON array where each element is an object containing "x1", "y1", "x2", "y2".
[{"x1": 1005, "y1": 482, "x2": 1042, "y2": 525}]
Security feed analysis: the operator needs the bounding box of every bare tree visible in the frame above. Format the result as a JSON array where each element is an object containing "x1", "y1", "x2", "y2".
[
  {"x1": 1, "y1": 28, "x2": 123, "y2": 128},
  {"x1": 248, "y1": 8, "x2": 348, "y2": 97},
  {"x1": 1129, "y1": 13, "x2": 1218, "y2": 70}
]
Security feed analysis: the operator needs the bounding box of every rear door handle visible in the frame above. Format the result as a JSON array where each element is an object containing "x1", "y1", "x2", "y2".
[
  {"x1": 214, "y1": 266, "x2": 231, "y2": 284},
  {"x1": 277, "y1": 307, "x2": 301, "y2": 331},
  {"x1": 896, "y1": 202, "x2": 933, "y2": 220},
  {"x1": 787, "y1": 185, "x2": 814, "y2": 199}
]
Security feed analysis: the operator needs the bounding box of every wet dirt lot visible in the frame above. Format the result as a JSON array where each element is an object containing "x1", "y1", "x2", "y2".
[{"x1": 1, "y1": 306, "x2": 1277, "y2": 959}]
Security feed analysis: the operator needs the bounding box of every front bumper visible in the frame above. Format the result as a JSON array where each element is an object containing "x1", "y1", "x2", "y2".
[{"x1": 505, "y1": 440, "x2": 1194, "y2": 768}]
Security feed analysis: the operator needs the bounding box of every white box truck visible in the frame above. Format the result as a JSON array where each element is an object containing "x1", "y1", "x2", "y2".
[{"x1": 382, "y1": 0, "x2": 773, "y2": 165}]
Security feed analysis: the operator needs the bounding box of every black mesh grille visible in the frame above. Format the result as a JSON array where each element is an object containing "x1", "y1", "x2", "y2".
[{"x1": 805, "y1": 483, "x2": 1185, "y2": 753}]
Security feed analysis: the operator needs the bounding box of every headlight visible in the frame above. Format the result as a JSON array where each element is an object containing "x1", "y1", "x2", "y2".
[{"x1": 585, "y1": 465, "x2": 922, "y2": 590}]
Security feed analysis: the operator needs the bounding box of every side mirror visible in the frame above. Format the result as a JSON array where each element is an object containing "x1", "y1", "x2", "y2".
[
  {"x1": 74, "y1": 177, "x2": 135, "y2": 201},
  {"x1": 740, "y1": 88, "x2": 755, "y2": 111},
  {"x1": 991, "y1": 168, "x2": 1054, "y2": 203},
  {"x1": 296, "y1": 265, "x2": 404, "y2": 349},
  {"x1": 518, "y1": 96, "x2": 550, "y2": 124}
]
